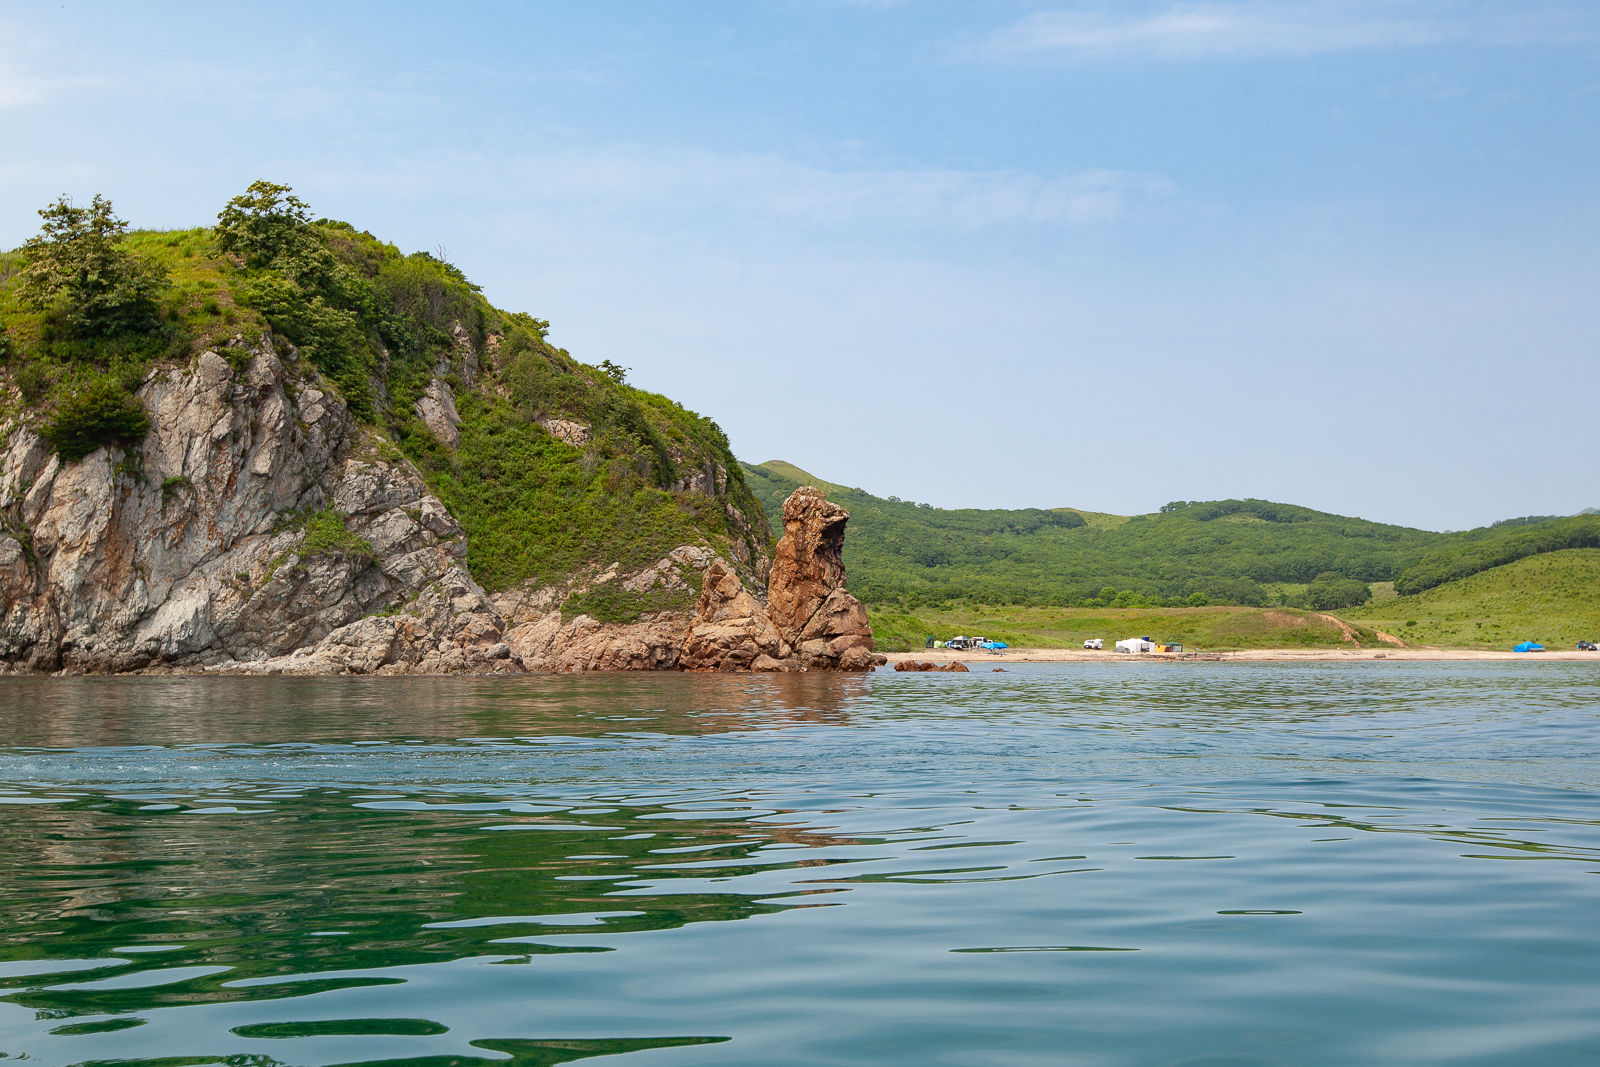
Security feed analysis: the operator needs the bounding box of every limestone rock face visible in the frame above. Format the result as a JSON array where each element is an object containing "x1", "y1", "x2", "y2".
[
  {"x1": 681, "y1": 560, "x2": 792, "y2": 671},
  {"x1": 414, "y1": 378, "x2": 462, "y2": 449},
  {"x1": 0, "y1": 342, "x2": 874, "y2": 676},
  {"x1": 765, "y1": 487, "x2": 884, "y2": 671},
  {"x1": 0, "y1": 337, "x2": 517, "y2": 675},
  {"x1": 538, "y1": 418, "x2": 591, "y2": 448}
]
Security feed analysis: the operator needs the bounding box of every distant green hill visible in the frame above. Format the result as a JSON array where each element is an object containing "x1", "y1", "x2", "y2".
[
  {"x1": 742, "y1": 461, "x2": 1451, "y2": 608},
  {"x1": 1345, "y1": 548, "x2": 1600, "y2": 649},
  {"x1": 1392, "y1": 514, "x2": 1600, "y2": 595}
]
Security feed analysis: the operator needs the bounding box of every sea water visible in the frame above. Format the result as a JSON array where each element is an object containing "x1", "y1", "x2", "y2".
[{"x1": 0, "y1": 662, "x2": 1597, "y2": 1066}]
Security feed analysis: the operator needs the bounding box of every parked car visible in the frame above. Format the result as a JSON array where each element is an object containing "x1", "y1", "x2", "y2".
[
  {"x1": 1579, "y1": 641, "x2": 1598, "y2": 651},
  {"x1": 1083, "y1": 638, "x2": 1103, "y2": 650}
]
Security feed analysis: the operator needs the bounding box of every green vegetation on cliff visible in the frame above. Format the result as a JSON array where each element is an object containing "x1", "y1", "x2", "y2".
[{"x1": 0, "y1": 185, "x2": 772, "y2": 598}]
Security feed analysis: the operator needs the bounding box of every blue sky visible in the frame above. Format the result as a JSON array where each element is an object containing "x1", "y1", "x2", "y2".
[{"x1": 2, "y1": 1, "x2": 1596, "y2": 529}]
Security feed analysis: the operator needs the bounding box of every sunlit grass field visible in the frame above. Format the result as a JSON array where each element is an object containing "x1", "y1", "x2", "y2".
[{"x1": 1341, "y1": 548, "x2": 1600, "y2": 650}]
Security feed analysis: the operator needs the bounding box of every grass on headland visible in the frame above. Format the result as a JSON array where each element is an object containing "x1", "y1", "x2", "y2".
[
  {"x1": 1341, "y1": 548, "x2": 1600, "y2": 650},
  {"x1": 867, "y1": 604, "x2": 1381, "y2": 653}
]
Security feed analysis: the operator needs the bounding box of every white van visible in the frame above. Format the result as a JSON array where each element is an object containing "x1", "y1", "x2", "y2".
[{"x1": 1083, "y1": 638, "x2": 1103, "y2": 650}]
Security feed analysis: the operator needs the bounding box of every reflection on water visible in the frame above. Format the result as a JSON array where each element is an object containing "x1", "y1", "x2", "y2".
[
  {"x1": 0, "y1": 663, "x2": 1597, "y2": 1065},
  {"x1": 0, "y1": 671, "x2": 868, "y2": 749}
]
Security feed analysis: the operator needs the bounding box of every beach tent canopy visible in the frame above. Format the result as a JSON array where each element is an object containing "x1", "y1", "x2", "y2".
[
  {"x1": 1115, "y1": 637, "x2": 1155, "y2": 654},
  {"x1": 1513, "y1": 641, "x2": 1544, "y2": 652}
]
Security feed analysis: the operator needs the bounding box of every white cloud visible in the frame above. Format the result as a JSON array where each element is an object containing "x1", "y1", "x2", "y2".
[
  {"x1": 333, "y1": 146, "x2": 1173, "y2": 235},
  {"x1": 971, "y1": 2, "x2": 1598, "y2": 61},
  {"x1": 0, "y1": 20, "x2": 111, "y2": 108}
]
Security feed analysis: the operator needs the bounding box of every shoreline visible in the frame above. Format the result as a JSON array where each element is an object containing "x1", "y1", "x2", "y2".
[{"x1": 884, "y1": 647, "x2": 1600, "y2": 664}]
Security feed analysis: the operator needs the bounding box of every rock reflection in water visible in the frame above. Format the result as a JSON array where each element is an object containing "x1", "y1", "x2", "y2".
[{"x1": 0, "y1": 671, "x2": 867, "y2": 748}]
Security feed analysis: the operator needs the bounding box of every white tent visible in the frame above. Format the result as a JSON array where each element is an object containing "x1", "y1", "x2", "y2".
[{"x1": 1115, "y1": 637, "x2": 1155, "y2": 654}]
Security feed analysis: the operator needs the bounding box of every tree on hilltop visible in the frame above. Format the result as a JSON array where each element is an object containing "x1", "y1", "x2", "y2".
[
  {"x1": 215, "y1": 181, "x2": 318, "y2": 268},
  {"x1": 17, "y1": 194, "x2": 166, "y2": 338}
]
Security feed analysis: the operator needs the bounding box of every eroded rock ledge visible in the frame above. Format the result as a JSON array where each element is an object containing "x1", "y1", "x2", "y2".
[{"x1": 486, "y1": 489, "x2": 886, "y2": 674}]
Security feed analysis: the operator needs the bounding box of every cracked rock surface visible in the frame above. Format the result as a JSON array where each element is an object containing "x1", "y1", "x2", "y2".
[{"x1": 0, "y1": 338, "x2": 516, "y2": 675}]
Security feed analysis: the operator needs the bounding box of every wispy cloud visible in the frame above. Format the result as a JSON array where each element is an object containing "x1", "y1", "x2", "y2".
[
  {"x1": 330, "y1": 146, "x2": 1173, "y2": 234},
  {"x1": 969, "y1": 2, "x2": 1598, "y2": 61},
  {"x1": 0, "y1": 20, "x2": 112, "y2": 108}
]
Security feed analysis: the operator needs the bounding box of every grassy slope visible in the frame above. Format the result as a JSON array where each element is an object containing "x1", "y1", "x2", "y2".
[
  {"x1": 743, "y1": 460, "x2": 1444, "y2": 607},
  {"x1": 1341, "y1": 548, "x2": 1600, "y2": 650},
  {"x1": 1391, "y1": 514, "x2": 1600, "y2": 594},
  {"x1": 1, "y1": 212, "x2": 772, "y2": 608},
  {"x1": 868, "y1": 605, "x2": 1379, "y2": 653}
]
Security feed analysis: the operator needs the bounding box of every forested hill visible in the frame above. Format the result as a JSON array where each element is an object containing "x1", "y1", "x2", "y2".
[{"x1": 741, "y1": 461, "x2": 1596, "y2": 609}]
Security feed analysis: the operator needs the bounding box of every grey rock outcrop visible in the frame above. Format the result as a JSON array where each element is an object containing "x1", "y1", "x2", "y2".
[
  {"x1": 414, "y1": 378, "x2": 462, "y2": 449},
  {"x1": 0, "y1": 335, "x2": 879, "y2": 676},
  {"x1": 0, "y1": 338, "x2": 517, "y2": 675},
  {"x1": 538, "y1": 418, "x2": 590, "y2": 448}
]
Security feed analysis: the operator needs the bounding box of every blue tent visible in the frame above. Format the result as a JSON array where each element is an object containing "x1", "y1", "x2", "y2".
[{"x1": 1513, "y1": 641, "x2": 1544, "y2": 653}]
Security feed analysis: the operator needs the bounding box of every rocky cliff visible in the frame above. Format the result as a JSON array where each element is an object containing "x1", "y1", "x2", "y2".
[
  {"x1": 0, "y1": 338, "x2": 888, "y2": 676},
  {"x1": 0, "y1": 339, "x2": 514, "y2": 674},
  {"x1": 0, "y1": 185, "x2": 880, "y2": 675}
]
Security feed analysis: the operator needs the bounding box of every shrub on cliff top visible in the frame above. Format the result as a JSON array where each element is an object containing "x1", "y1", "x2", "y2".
[
  {"x1": 214, "y1": 182, "x2": 317, "y2": 268},
  {"x1": 16, "y1": 195, "x2": 168, "y2": 340},
  {"x1": 40, "y1": 378, "x2": 151, "y2": 462}
]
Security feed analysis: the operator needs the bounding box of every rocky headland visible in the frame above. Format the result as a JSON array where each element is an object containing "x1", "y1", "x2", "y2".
[{"x1": 0, "y1": 188, "x2": 882, "y2": 676}]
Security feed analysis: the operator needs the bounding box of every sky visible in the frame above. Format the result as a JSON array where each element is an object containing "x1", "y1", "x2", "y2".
[{"x1": 2, "y1": 1, "x2": 1597, "y2": 530}]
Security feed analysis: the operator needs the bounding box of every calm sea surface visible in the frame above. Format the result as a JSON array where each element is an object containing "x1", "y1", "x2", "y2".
[{"x1": 0, "y1": 662, "x2": 1597, "y2": 1066}]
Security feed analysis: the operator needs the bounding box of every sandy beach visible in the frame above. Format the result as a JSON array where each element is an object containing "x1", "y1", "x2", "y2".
[{"x1": 884, "y1": 647, "x2": 1600, "y2": 664}]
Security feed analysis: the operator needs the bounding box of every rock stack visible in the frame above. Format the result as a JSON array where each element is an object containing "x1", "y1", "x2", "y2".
[{"x1": 682, "y1": 486, "x2": 886, "y2": 672}]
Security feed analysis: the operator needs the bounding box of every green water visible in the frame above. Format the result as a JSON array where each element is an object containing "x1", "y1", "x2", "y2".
[{"x1": 0, "y1": 663, "x2": 1597, "y2": 1065}]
